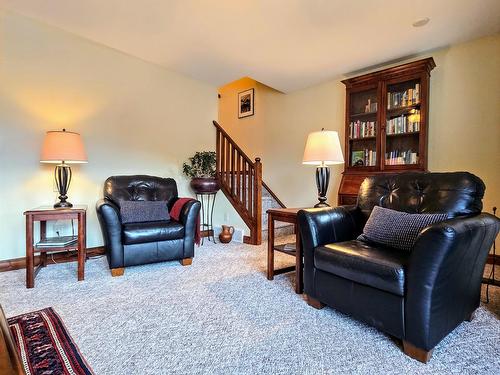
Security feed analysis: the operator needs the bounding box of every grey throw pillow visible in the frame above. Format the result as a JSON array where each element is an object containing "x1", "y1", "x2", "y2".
[
  {"x1": 120, "y1": 200, "x2": 170, "y2": 224},
  {"x1": 357, "y1": 206, "x2": 448, "y2": 252}
]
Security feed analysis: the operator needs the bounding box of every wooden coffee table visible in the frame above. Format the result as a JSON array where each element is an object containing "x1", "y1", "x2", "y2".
[{"x1": 266, "y1": 208, "x2": 304, "y2": 294}]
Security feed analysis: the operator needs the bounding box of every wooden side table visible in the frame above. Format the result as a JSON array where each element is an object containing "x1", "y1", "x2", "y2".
[
  {"x1": 24, "y1": 206, "x2": 87, "y2": 288},
  {"x1": 266, "y1": 208, "x2": 304, "y2": 294}
]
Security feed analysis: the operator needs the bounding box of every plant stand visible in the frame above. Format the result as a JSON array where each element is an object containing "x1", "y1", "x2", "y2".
[{"x1": 196, "y1": 191, "x2": 217, "y2": 245}]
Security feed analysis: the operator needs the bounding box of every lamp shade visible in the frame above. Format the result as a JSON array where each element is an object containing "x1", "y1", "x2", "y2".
[
  {"x1": 302, "y1": 130, "x2": 344, "y2": 165},
  {"x1": 40, "y1": 129, "x2": 87, "y2": 164}
]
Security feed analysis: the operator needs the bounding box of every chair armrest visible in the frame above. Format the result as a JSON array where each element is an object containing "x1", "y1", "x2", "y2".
[
  {"x1": 406, "y1": 213, "x2": 499, "y2": 350},
  {"x1": 298, "y1": 205, "x2": 363, "y2": 249},
  {"x1": 298, "y1": 205, "x2": 363, "y2": 295},
  {"x1": 176, "y1": 199, "x2": 201, "y2": 227},
  {"x1": 96, "y1": 199, "x2": 124, "y2": 268},
  {"x1": 173, "y1": 199, "x2": 201, "y2": 258}
]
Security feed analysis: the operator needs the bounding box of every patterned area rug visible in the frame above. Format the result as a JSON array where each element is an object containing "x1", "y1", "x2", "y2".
[{"x1": 8, "y1": 307, "x2": 93, "y2": 375}]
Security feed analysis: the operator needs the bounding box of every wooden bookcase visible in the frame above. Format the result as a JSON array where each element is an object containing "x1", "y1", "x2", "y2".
[{"x1": 338, "y1": 58, "x2": 436, "y2": 205}]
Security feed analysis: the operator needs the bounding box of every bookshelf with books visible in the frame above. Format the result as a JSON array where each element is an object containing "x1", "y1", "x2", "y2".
[
  {"x1": 339, "y1": 58, "x2": 435, "y2": 205},
  {"x1": 347, "y1": 86, "x2": 379, "y2": 169}
]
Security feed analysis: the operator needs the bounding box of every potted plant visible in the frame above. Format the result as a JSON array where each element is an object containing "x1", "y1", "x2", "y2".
[{"x1": 182, "y1": 151, "x2": 220, "y2": 193}]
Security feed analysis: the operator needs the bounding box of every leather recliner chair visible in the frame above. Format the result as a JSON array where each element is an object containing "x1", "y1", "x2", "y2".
[
  {"x1": 298, "y1": 172, "x2": 499, "y2": 363},
  {"x1": 96, "y1": 175, "x2": 201, "y2": 276}
]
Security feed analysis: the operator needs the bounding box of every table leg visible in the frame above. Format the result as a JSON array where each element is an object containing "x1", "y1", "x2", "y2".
[
  {"x1": 40, "y1": 221, "x2": 47, "y2": 267},
  {"x1": 26, "y1": 215, "x2": 34, "y2": 288},
  {"x1": 77, "y1": 212, "x2": 85, "y2": 281},
  {"x1": 267, "y1": 214, "x2": 275, "y2": 280},
  {"x1": 83, "y1": 213, "x2": 87, "y2": 255},
  {"x1": 295, "y1": 224, "x2": 303, "y2": 294}
]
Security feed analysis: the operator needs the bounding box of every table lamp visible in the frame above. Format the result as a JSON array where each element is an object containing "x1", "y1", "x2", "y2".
[
  {"x1": 302, "y1": 129, "x2": 344, "y2": 207},
  {"x1": 40, "y1": 129, "x2": 87, "y2": 208}
]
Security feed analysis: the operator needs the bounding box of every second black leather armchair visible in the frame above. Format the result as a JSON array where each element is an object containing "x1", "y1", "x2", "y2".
[{"x1": 298, "y1": 172, "x2": 499, "y2": 363}]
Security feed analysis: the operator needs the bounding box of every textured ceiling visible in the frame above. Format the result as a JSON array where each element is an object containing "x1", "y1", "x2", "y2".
[{"x1": 3, "y1": 0, "x2": 500, "y2": 92}]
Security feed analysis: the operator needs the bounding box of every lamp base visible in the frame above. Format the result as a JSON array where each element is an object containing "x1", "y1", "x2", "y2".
[
  {"x1": 54, "y1": 200, "x2": 73, "y2": 209},
  {"x1": 315, "y1": 166, "x2": 330, "y2": 208},
  {"x1": 314, "y1": 201, "x2": 330, "y2": 208},
  {"x1": 54, "y1": 164, "x2": 73, "y2": 209}
]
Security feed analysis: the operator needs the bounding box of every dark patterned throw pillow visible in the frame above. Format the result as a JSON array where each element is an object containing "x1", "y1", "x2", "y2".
[
  {"x1": 120, "y1": 200, "x2": 170, "y2": 224},
  {"x1": 357, "y1": 206, "x2": 448, "y2": 252}
]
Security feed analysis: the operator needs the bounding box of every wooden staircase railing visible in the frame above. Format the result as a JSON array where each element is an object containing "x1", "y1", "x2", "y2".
[{"x1": 213, "y1": 120, "x2": 262, "y2": 245}]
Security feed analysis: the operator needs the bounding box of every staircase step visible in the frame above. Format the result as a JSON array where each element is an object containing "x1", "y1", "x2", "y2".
[
  {"x1": 262, "y1": 220, "x2": 293, "y2": 229},
  {"x1": 223, "y1": 169, "x2": 289, "y2": 244},
  {"x1": 261, "y1": 224, "x2": 295, "y2": 241}
]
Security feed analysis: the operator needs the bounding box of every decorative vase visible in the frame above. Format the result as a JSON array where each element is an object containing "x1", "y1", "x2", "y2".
[
  {"x1": 190, "y1": 177, "x2": 220, "y2": 194},
  {"x1": 219, "y1": 225, "x2": 234, "y2": 243}
]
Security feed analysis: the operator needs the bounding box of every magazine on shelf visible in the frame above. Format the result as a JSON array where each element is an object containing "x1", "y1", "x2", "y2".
[{"x1": 36, "y1": 235, "x2": 78, "y2": 248}]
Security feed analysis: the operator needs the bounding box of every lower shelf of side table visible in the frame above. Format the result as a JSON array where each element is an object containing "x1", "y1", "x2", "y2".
[
  {"x1": 34, "y1": 246, "x2": 79, "y2": 252},
  {"x1": 272, "y1": 243, "x2": 297, "y2": 275},
  {"x1": 274, "y1": 243, "x2": 297, "y2": 256}
]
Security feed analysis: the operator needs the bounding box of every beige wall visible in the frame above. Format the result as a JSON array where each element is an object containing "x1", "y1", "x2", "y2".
[
  {"x1": 218, "y1": 34, "x2": 500, "y2": 213},
  {"x1": 0, "y1": 10, "x2": 246, "y2": 261},
  {"x1": 218, "y1": 77, "x2": 350, "y2": 208}
]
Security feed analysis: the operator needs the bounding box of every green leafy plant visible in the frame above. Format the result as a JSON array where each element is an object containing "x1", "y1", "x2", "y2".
[{"x1": 182, "y1": 151, "x2": 216, "y2": 178}]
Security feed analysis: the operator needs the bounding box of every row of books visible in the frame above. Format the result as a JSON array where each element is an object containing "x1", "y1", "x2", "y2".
[
  {"x1": 386, "y1": 112, "x2": 420, "y2": 134},
  {"x1": 349, "y1": 120, "x2": 376, "y2": 139},
  {"x1": 387, "y1": 84, "x2": 420, "y2": 109},
  {"x1": 385, "y1": 150, "x2": 418, "y2": 165},
  {"x1": 364, "y1": 99, "x2": 378, "y2": 113},
  {"x1": 351, "y1": 149, "x2": 377, "y2": 167}
]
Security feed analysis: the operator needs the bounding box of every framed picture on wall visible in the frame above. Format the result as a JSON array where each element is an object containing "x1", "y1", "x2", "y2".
[{"x1": 238, "y1": 88, "x2": 254, "y2": 118}]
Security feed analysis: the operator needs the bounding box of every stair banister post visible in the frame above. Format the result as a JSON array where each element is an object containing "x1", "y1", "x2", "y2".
[
  {"x1": 215, "y1": 129, "x2": 220, "y2": 181},
  {"x1": 253, "y1": 157, "x2": 263, "y2": 245}
]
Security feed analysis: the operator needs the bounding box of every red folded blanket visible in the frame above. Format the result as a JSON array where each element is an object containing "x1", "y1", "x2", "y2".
[{"x1": 170, "y1": 198, "x2": 201, "y2": 245}]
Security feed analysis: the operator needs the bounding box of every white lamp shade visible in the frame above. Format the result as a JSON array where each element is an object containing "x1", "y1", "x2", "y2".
[
  {"x1": 40, "y1": 130, "x2": 88, "y2": 164},
  {"x1": 302, "y1": 130, "x2": 344, "y2": 165}
]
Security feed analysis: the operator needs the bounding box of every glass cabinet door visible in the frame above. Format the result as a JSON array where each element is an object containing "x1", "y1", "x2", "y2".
[
  {"x1": 348, "y1": 87, "x2": 378, "y2": 169},
  {"x1": 384, "y1": 78, "x2": 422, "y2": 167}
]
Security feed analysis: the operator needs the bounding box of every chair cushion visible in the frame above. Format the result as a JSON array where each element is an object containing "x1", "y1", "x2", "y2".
[
  {"x1": 314, "y1": 240, "x2": 410, "y2": 296},
  {"x1": 123, "y1": 221, "x2": 184, "y2": 245},
  {"x1": 120, "y1": 200, "x2": 170, "y2": 224},
  {"x1": 358, "y1": 206, "x2": 448, "y2": 252}
]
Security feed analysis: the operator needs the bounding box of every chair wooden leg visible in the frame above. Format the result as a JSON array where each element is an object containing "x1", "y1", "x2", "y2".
[
  {"x1": 306, "y1": 295, "x2": 325, "y2": 310},
  {"x1": 403, "y1": 340, "x2": 433, "y2": 363},
  {"x1": 110, "y1": 267, "x2": 125, "y2": 277},
  {"x1": 180, "y1": 258, "x2": 193, "y2": 266},
  {"x1": 465, "y1": 310, "x2": 476, "y2": 322}
]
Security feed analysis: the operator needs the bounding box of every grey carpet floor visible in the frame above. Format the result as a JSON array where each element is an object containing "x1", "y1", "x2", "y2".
[{"x1": 0, "y1": 238, "x2": 499, "y2": 375}]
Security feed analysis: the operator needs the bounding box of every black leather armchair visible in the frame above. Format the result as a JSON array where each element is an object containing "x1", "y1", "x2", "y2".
[
  {"x1": 298, "y1": 172, "x2": 499, "y2": 363},
  {"x1": 96, "y1": 175, "x2": 201, "y2": 276}
]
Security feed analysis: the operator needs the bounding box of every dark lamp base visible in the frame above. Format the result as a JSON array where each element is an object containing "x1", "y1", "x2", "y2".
[
  {"x1": 54, "y1": 201, "x2": 73, "y2": 209},
  {"x1": 315, "y1": 166, "x2": 331, "y2": 208},
  {"x1": 314, "y1": 202, "x2": 330, "y2": 208},
  {"x1": 53, "y1": 164, "x2": 73, "y2": 209}
]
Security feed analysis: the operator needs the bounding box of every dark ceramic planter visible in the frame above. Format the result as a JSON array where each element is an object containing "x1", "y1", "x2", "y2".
[{"x1": 190, "y1": 177, "x2": 220, "y2": 194}]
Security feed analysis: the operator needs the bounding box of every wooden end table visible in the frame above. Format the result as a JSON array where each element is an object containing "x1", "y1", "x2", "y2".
[
  {"x1": 266, "y1": 208, "x2": 304, "y2": 294},
  {"x1": 24, "y1": 205, "x2": 87, "y2": 288}
]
